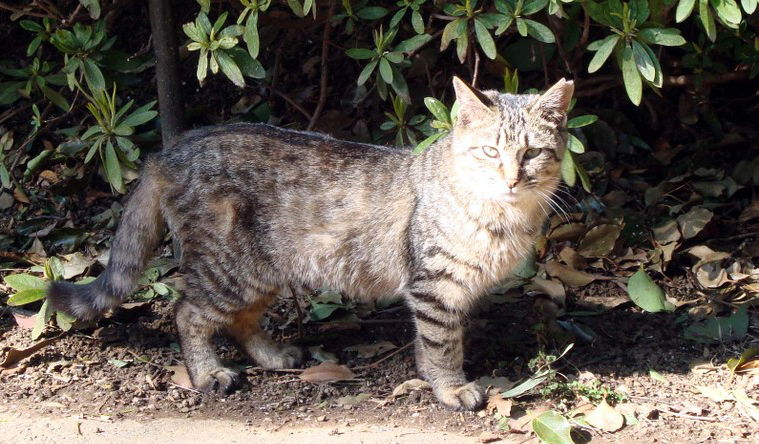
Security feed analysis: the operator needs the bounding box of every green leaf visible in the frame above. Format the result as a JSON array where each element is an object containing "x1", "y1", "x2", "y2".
[
  {"x1": 676, "y1": 0, "x2": 697, "y2": 21},
  {"x1": 110, "y1": 358, "x2": 129, "y2": 368},
  {"x1": 567, "y1": 115, "x2": 597, "y2": 128},
  {"x1": 456, "y1": 31, "x2": 468, "y2": 63},
  {"x1": 474, "y1": 19, "x2": 497, "y2": 59},
  {"x1": 81, "y1": 0, "x2": 101, "y2": 19},
  {"x1": 20, "y1": 20, "x2": 44, "y2": 32},
  {"x1": 357, "y1": 59, "x2": 378, "y2": 85},
  {"x1": 588, "y1": 35, "x2": 619, "y2": 73},
  {"x1": 640, "y1": 42, "x2": 663, "y2": 88},
  {"x1": 227, "y1": 47, "x2": 265, "y2": 79},
  {"x1": 630, "y1": 0, "x2": 650, "y2": 23},
  {"x1": 532, "y1": 410, "x2": 575, "y2": 444},
  {"x1": 346, "y1": 48, "x2": 376, "y2": 59},
  {"x1": 638, "y1": 28, "x2": 687, "y2": 46},
  {"x1": 567, "y1": 134, "x2": 585, "y2": 153},
  {"x1": 684, "y1": 305, "x2": 749, "y2": 343},
  {"x1": 502, "y1": 372, "x2": 549, "y2": 398},
  {"x1": 622, "y1": 44, "x2": 642, "y2": 105},
  {"x1": 424, "y1": 97, "x2": 451, "y2": 124},
  {"x1": 197, "y1": 49, "x2": 209, "y2": 83},
  {"x1": 413, "y1": 132, "x2": 444, "y2": 155},
  {"x1": 5, "y1": 274, "x2": 47, "y2": 291},
  {"x1": 395, "y1": 34, "x2": 432, "y2": 53},
  {"x1": 523, "y1": 0, "x2": 549, "y2": 15},
  {"x1": 197, "y1": 0, "x2": 210, "y2": 14},
  {"x1": 379, "y1": 57, "x2": 393, "y2": 83},
  {"x1": 390, "y1": 64, "x2": 410, "y2": 104},
  {"x1": 628, "y1": 267, "x2": 675, "y2": 313},
  {"x1": 389, "y1": 7, "x2": 406, "y2": 28},
  {"x1": 7, "y1": 288, "x2": 47, "y2": 306},
  {"x1": 649, "y1": 369, "x2": 669, "y2": 383},
  {"x1": 741, "y1": 0, "x2": 757, "y2": 13},
  {"x1": 121, "y1": 101, "x2": 157, "y2": 127},
  {"x1": 244, "y1": 12, "x2": 259, "y2": 59},
  {"x1": 32, "y1": 300, "x2": 52, "y2": 340},
  {"x1": 412, "y1": 10, "x2": 425, "y2": 34},
  {"x1": 183, "y1": 22, "x2": 203, "y2": 42},
  {"x1": 516, "y1": 17, "x2": 528, "y2": 37},
  {"x1": 523, "y1": 19, "x2": 555, "y2": 43},
  {"x1": 632, "y1": 41, "x2": 656, "y2": 82},
  {"x1": 561, "y1": 150, "x2": 576, "y2": 186},
  {"x1": 82, "y1": 59, "x2": 105, "y2": 92},
  {"x1": 104, "y1": 139, "x2": 124, "y2": 194},
  {"x1": 356, "y1": 6, "x2": 388, "y2": 20},
  {"x1": 700, "y1": 0, "x2": 717, "y2": 41},
  {"x1": 385, "y1": 51, "x2": 403, "y2": 64},
  {"x1": 441, "y1": 19, "x2": 465, "y2": 51},
  {"x1": 217, "y1": 50, "x2": 245, "y2": 87},
  {"x1": 56, "y1": 311, "x2": 77, "y2": 331},
  {"x1": 711, "y1": 0, "x2": 742, "y2": 26}
]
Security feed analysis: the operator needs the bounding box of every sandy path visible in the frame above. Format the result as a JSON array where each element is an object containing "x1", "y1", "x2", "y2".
[{"x1": 0, "y1": 415, "x2": 480, "y2": 444}]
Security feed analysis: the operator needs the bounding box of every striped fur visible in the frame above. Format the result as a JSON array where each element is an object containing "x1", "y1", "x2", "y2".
[{"x1": 46, "y1": 78, "x2": 573, "y2": 410}]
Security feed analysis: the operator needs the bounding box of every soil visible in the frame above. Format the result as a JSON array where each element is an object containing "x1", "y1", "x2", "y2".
[{"x1": 1, "y1": 280, "x2": 758, "y2": 444}]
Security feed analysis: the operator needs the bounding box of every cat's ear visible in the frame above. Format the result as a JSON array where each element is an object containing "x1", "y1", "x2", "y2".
[
  {"x1": 452, "y1": 77, "x2": 494, "y2": 125},
  {"x1": 528, "y1": 78, "x2": 574, "y2": 125}
]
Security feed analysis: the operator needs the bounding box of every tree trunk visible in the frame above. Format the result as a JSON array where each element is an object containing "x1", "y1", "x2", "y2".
[{"x1": 147, "y1": 0, "x2": 183, "y2": 148}]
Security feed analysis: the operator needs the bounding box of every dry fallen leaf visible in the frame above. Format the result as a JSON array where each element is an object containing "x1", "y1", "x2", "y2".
[
  {"x1": 391, "y1": 378, "x2": 431, "y2": 398},
  {"x1": 577, "y1": 224, "x2": 624, "y2": 257},
  {"x1": 545, "y1": 260, "x2": 611, "y2": 288},
  {"x1": 486, "y1": 393, "x2": 513, "y2": 417},
  {"x1": 344, "y1": 341, "x2": 397, "y2": 359},
  {"x1": 558, "y1": 246, "x2": 587, "y2": 270},
  {"x1": 547, "y1": 222, "x2": 586, "y2": 242},
  {"x1": 299, "y1": 361, "x2": 355, "y2": 383},
  {"x1": 166, "y1": 364, "x2": 193, "y2": 389},
  {"x1": 0, "y1": 336, "x2": 59, "y2": 369},
  {"x1": 584, "y1": 399, "x2": 625, "y2": 432},
  {"x1": 477, "y1": 431, "x2": 502, "y2": 443},
  {"x1": 11, "y1": 310, "x2": 37, "y2": 329},
  {"x1": 677, "y1": 207, "x2": 713, "y2": 239},
  {"x1": 510, "y1": 404, "x2": 551, "y2": 433}
]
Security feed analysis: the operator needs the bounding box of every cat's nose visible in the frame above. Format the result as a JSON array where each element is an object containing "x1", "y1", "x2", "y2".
[{"x1": 505, "y1": 177, "x2": 519, "y2": 189}]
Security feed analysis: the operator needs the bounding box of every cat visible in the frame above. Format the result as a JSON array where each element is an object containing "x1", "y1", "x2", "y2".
[{"x1": 48, "y1": 77, "x2": 574, "y2": 411}]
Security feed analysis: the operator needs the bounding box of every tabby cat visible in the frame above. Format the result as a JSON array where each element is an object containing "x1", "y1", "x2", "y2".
[{"x1": 48, "y1": 77, "x2": 574, "y2": 411}]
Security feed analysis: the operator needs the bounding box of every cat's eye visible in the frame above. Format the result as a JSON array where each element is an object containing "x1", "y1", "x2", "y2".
[
  {"x1": 523, "y1": 148, "x2": 542, "y2": 159},
  {"x1": 480, "y1": 146, "x2": 499, "y2": 158}
]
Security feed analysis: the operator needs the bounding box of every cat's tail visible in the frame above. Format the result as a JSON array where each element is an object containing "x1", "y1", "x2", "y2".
[{"x1": 47, "y1": 159, "x2": 166, "y2": 320}]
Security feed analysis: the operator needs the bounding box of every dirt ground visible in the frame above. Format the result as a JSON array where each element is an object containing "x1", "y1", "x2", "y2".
[{"x1": 1, "y1": 280, "x2": 758, "y2": 444}]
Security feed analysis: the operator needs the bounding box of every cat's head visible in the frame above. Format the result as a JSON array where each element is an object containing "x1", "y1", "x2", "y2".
[{"x1": 448, "y1": 77, "x2": 574, "y2": 205}]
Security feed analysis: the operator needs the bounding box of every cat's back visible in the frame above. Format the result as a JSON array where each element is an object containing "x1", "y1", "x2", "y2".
[{"x1": 160, "y1": 122, "x2": 409, "y2": 177}]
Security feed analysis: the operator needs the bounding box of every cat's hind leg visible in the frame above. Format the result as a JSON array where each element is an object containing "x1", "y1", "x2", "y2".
[{"x1": 226, "y1": 295, "x2": 303, "y2": 369}]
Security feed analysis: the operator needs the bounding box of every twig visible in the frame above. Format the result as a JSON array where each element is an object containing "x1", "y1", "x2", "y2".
[
  {"x1": 271, "y1": 31, "x2": 293, "y2": 90},
  {"x1": 256, "y1": 85, "x2": 313, "y2": 121},
  {"x1": 97, "y1": 394, "x2": 111, "y2": 413},
  {"x1": 472, "y1": 50, "x2": 480, "y2": 88},
  {"x1": 659, "y1": 410, "x2": 719, "y2": 422},
  {"x1": 0, "y1": 102, "x2": 35, "y2": 127},
  {"x1": 307, "y1": 0, "x2": 336, "y2": 131},
  {"x1": 246, "y1": 366, "x2": 304, "y2": 374},
  {"x1": 288, "y1": 284, "x2": 305, "y2": 339},
  {"x1": 353, "y1": 342, "x2": 413, "y2": 371},
  {"x1": 579, "y1": 3, "x2": 590, "y2": 47},
  {"x1": 0, "y1": 1, "x2": 53, "y2": 18}
]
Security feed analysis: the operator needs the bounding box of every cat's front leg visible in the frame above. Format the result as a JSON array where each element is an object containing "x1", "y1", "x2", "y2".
[{"x1": 407, "y1": 285, "x2": 485, "y2": 411}]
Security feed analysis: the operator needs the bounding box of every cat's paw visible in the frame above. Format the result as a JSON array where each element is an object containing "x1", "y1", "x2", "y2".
[
  {"x1": 258, "y1": 345, "x2": 303, "y2": 369},
  {"x1": 434, "y1": 382, "x2": 485, "y2": 411},
  {"x1": 194, "y1": 367, "x2": 239, "y2": 393}
]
